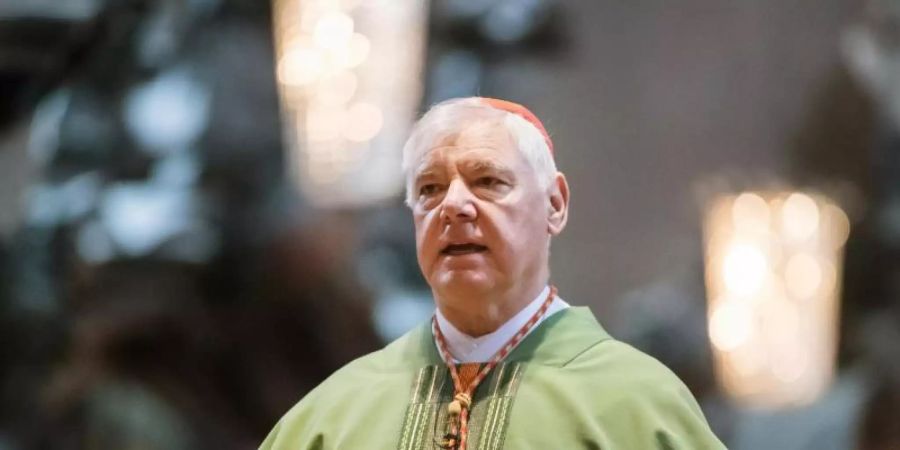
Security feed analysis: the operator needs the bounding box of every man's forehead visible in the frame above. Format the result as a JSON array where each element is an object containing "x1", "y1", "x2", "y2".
[
  {"x1": 413, "y1": 141, "x2": 522, "y2": 174},
  {"x1": 414, "y1": 149, "x2": 510, "y2": 172},
  {"x1": 413, "y1": 123, "x2": 516, "y2": 167}
]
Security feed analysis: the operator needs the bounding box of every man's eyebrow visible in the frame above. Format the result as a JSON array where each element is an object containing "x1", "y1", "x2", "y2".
[
  {"x1": 465, "y1": 160, "x2": 514, "y2": 175},
  {"x1": 413, "y1": 168, "x2": 441, "y2": 183}
]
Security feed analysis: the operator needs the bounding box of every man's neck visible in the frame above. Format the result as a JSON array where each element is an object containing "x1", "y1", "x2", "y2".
[{"x1": 434, "y1": 277, "x2": 548, "y2": 337}]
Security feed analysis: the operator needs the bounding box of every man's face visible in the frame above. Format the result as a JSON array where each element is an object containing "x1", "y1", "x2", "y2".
[{"x1": 410, "y1": 121, "x2": 552, "y2": 299}]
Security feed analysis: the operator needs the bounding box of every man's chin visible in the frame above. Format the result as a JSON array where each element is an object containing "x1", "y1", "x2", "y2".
[{"x1": 431, "y1": 270, "x2": 496, "y2": 295}]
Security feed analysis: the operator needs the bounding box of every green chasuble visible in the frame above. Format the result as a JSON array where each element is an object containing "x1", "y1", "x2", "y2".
[{"x1": 260, "y1": 307, "x2": 726, "y2": 449}]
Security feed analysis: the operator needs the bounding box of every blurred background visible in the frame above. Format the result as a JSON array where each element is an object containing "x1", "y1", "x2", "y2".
[{"x1": 0, "y1": 0, "x2": 898, "y2": 448}]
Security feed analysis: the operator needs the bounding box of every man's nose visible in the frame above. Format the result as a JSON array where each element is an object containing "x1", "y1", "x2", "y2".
[{"x1": 440, "y1": 179, "x2": 477, "y2": 223}]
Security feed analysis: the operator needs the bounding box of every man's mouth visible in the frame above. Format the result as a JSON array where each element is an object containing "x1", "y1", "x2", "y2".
[{"x1": 441, "y1": 243, "x2": 488, "y2": 256}]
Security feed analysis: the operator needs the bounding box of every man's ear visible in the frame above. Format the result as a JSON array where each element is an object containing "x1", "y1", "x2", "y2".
[{"x1": 547, "y1": 172, "x2": 569, "y2": 236}]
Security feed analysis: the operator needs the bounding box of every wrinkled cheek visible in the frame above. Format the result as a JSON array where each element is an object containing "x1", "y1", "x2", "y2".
[
  {"x1": 412, "y1": 211, "x2": 430, "y2": 241},
  {"x1": 413, "y1": 213, "x2": 439, "y2": 273},
  {"x1": 504, "y1": 215, "x2": 545, "y2": 263}
]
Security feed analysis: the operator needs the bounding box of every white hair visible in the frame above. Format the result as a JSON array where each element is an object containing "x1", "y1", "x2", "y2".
[{"x1": 401, "y1": 97, "x2": 558, "y2": 207}]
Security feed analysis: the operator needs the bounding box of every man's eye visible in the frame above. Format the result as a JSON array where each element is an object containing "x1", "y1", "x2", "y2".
[
  {"x1": 475, "y1": 177, "x2": 502, "y2": 188},
  {"x1": 419, "y1": 184, "x2": 441, "y2": 196}
]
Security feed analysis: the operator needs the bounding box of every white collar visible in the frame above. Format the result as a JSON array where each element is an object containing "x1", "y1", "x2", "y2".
[{"x1": 434, "y1": 285, "x2": 570, "y2": 363}]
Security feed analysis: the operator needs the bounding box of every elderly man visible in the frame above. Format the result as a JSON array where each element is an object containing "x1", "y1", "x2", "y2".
[{"x1": 260, "y1": 97, "x2": 726, "y2": 449}]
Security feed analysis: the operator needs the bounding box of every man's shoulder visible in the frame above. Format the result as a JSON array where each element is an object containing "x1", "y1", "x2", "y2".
[
  {"x1": 568, "y1": 337, "x2": 687, "y2": 386},
  {"x1": 559, "y1": 337, "x2": 706, "y2": 413},
  {"x1": 539, "y1": 307, "x2": 685, "y2": 388},
  {"x1": 545, "y1": 335, "x2": 724, "y2": 447},
  {"x1": 576, "y1": 337, "x2": 676, "y2": 372}
]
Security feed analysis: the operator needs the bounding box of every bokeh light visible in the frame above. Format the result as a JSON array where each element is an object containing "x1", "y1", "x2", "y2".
[
  {"x1": 704, "y1": 190, "x2": 848, "y2": 408},
  {"x1": 273, "y1": 0, "x2": 426, "y2": 206}
]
